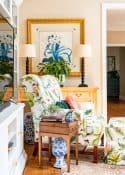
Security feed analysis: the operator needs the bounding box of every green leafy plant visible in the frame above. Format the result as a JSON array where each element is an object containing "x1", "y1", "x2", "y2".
[
  {"x1": 38, "y1": 59, "x2": 71, "y2": 79},
  {"x1": 0, "y1": 61, "x2": 13, "y2": 77},
  {"x1": 47, "y1": 104, "x2": 60, "y2": 113}
]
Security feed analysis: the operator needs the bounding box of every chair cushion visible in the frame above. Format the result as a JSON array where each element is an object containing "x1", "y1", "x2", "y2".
[
  {"x1": 65, "y1": 95, "x2": 82, "y2": 109},
  {"x1": 56, "y1": 100, "x2": 70, "y2": 109}
]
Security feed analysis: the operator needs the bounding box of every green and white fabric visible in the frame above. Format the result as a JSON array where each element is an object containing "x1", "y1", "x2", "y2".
[
  {"x1": 105, "y1": 117, "x2": 125, "y2": 165},
  {"x1": 21, "y1": 74, "x2": 105, "y2": 147}
]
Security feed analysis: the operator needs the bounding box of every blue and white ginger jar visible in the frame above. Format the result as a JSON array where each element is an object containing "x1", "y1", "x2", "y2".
[
  {"x1": 52, "y1": 137, "x2": 67, "y2": 168},
  {"x1": 65, "y1": 111, "x2": 75, "y2": 122}
]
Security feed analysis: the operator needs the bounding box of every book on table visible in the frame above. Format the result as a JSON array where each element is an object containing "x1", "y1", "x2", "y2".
[{"x1": 42, "y1": 114, "x2": 65, "y2": 122}]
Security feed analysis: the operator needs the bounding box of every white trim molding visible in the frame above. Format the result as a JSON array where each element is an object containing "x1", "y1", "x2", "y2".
[
  {"x1": 107, "y1": 44, "x2": 125, "y2": 47},
  {"x1": 102, "y1": 2, "x2": 125, "y2": 121}
]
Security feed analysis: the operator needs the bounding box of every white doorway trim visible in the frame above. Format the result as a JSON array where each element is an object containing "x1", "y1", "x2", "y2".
[{"x1": 102, "y1": 2, "x2": 125, "y2": 120}]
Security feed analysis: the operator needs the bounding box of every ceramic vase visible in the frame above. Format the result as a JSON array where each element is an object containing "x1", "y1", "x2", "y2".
[
  {"x1": 52, "y1": 137, "x2": 67, "y2": 168},
  {"x1": 58, "y1": 74, "x2": 65, "y2": 87},
  {"x1": 65, "y1": 111, "x2": 75, "y2": 122}
]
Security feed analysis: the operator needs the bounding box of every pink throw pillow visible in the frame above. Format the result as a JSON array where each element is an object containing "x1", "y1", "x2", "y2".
[{"x1": 65, "y1": 96, "x2": 82, "y2": 109}]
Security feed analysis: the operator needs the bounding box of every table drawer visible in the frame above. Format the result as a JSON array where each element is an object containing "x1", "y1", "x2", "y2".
[{"x1": 40, "y1": 121, "x2": 78, "y2": 134}]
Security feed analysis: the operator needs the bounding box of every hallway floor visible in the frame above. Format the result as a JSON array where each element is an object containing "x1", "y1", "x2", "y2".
[{"x1": 107, "y1": 99, "x2": 125, "y2": 121}]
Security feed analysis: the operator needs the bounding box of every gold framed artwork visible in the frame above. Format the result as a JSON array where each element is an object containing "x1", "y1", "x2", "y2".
[
  {"x1": 27, "y1": 19, "x2": 84, "y2": 76},
  {"x1": 107, "y1": 56, "x2": 116, "y2": 72}
]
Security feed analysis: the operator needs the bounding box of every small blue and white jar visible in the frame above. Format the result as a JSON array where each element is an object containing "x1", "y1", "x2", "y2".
[
  {"x1": 65, "y1": 111, "x2": 75, "y2": 122},
  {"x1": 52, "y1": 137, "x2": 67, "y2": 168}
]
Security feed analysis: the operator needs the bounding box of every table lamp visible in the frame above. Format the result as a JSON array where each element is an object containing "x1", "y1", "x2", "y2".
[
  {"x1": 77, "y1": 44, "x2": 92, "y2": 87},
  {"x1": 20, "y1": 44, "x2": 36, "y2": 74}
]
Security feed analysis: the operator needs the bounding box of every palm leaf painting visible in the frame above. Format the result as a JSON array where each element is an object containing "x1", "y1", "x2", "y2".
[{"x1": 42, "y1": 33, "x2": 72, "y2": 63}]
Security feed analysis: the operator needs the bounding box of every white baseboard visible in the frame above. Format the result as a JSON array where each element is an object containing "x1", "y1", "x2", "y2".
[{"x1": 119, "y1": 96, "x2": 125, "y2": 101}]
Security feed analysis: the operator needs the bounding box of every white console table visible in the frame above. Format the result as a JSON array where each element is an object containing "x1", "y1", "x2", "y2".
[{"x1": 0, "y1": 102, "x2": 27, "y2": 175}]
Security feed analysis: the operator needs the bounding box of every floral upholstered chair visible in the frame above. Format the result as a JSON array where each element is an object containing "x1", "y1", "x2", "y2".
[
  {"x1": 21, "y1": 74, "x2": 62, "y2": 142},
  {"x1": 105, "y1": 117, "x2": 125, "y2": 165},
  {"x1": 21, "y1": 74, "x2": 105, "y2": 162}
]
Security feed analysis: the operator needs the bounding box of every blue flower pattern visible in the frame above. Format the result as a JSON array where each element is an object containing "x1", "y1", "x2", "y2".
[{"x1": 42, "y1": 34, "x2": 72, "y2": 63}]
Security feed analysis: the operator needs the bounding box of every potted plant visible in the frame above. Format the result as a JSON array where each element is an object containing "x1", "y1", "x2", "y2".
[{"x1": 38, "y1": 58, "x2": 71, "y2": 86}]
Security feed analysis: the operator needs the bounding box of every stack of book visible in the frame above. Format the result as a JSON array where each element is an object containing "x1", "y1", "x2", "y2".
[{"x1": 42, "y1": 114, "x2": 65, "y2": 122}]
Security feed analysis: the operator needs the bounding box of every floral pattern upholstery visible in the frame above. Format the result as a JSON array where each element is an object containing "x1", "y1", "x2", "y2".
[
  {"x1": 105, "y1": 117, "x2": 125, "y2": 165},
  {"x1": 21, "y1": 74, "x2": 62, "y2": 141},
  {"x1": 71, "y1": 109, "x2": 105, "y2": 147},
  {"x1": 20, "y1": 74, "x2": 105, "y2": 148}
]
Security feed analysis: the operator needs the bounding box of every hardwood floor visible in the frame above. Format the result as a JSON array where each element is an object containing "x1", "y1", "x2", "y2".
[
  {"x1": 23, "y1": 99, "x2": 125, "y2": 175},
  {"x1": 107, "y1": 99, "x2": 125, "y2": 121},
  {"x1": 23, "y1": 144, "x2": 61, "y2": 175}
]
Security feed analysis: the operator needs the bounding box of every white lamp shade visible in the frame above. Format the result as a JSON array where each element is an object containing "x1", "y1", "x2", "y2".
[
  {"x1": 77, "y1": 44, "x2": 92, "y2": 58},
  {"x1": 20, "y1": 44, "x2": 36, "y2": 58}
]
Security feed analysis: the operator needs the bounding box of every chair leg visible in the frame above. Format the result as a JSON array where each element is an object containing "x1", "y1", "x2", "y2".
[
  {"x1": 93, "y1": 146, "x2": 98, "y2": 163},
  {"x1": 101, "y1": 134, "x2": 104, "y2": 146},
  {"x1": 33, "y1": 142, "x2": 38, "y2": 156}
]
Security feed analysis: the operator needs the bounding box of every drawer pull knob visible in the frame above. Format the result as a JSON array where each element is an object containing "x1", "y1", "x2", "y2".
[{"x1": 76, "y1": 94, "x2": 82, "y2": 97}]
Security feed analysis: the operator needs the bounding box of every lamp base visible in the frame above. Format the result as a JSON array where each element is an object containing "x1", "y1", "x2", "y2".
[{"x1": 78, "y1": 83, "x2": 88, "y2": 87}]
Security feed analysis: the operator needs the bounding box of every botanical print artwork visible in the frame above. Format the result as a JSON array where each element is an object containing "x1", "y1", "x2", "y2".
[
  {"x1": 40, "y1": 32, "x2": 72, "y2": 63},
  {"x1": 0, "y1": 31, "x2": 13, "y2": 62}
]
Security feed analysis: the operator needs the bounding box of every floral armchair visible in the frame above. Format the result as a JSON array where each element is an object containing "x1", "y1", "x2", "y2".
[
  {"x1": 105, "y1": 117, "x2": 125, "y2": 165},
  {"x1": 21, "y1": 74, "x2": 105, "y2": 162}
]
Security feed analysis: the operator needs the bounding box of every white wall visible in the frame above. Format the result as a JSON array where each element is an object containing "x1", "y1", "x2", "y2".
[
  {"x1": 108, "y1": 31, "x2": 125, "y2": 44},
  {"x1": 19, "y1": 0, "x2": 102, "y2": 113}
]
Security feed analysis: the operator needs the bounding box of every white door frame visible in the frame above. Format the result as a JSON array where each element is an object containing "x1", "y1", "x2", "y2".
[{"x1": 102, "y1": 2, "x2": 125, "y2": 120}]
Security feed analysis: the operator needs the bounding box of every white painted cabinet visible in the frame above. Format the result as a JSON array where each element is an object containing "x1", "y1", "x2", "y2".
[{"x1": 0, "y1": 102, "x2": 27, "y2": 175}]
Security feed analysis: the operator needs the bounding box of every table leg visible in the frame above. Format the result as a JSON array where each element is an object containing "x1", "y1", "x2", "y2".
[
  {"x1": 67, "y1": 138, "x2": 70, "y2": 172},
  {"x1": 39, "y1": 135, "x2": 42, "y2": 166},
  {"x1": 75, "y1": 132, "x2": 78, "y2": 165},
  {"x1": 48, "y1": 137, "x2": 52, "y2": 161}
]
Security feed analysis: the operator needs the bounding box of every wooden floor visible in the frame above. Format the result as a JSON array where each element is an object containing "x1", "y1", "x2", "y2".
[
  {"x1": 23, "y1": 144, "x2": 61, "y2": 175},
  {"x1": 107, "y1": 99, "x2": 125, "y2": 121},
  {"x1": 23, "y1": 99, "x2": 125, "y2": 175}
]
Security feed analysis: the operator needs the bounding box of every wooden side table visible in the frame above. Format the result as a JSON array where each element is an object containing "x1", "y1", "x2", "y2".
[{"x1": 39, "y1": 121, "x2": 79, "y2": 172}]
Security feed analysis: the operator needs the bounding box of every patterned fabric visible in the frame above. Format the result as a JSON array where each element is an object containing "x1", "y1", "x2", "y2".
[
  {"x1": 105, "y1": 117, "x2": 125, "y2": 165},
  {"x1": 24, "y1": 112, "x2": 34, "y2": 144},
  {"x1": 20, "y1": 74, "x2": 62, "y2": 141},
  {"x1": 71, "y1": 109, "x2": 105, "y2": 147},
  {"x1": 20, "y1": 74, "x2": 105, "y2": 147}
]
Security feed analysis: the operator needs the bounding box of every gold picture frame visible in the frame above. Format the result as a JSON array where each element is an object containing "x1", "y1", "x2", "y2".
[{"x1": 27, "y1": 19, "x2": 84, "y2": 76}]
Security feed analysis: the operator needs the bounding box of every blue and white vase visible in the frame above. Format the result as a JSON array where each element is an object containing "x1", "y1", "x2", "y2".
[
  {"x1": 52, "y1": 137, "x2": 67, "y2": 168},
  {"x1": 65, "y1": 111, "x2": 75, "y2": 122}
]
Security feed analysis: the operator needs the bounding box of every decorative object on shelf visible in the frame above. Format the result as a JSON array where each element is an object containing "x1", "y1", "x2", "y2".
[
  {"x1": 38, "y1": 60, "x2": 71, "y2": 87},
  {"x1": 52, "y1": 137, "x2": 67, "y2": 168},
  {"x1": 65, "y1": 110, "x2": 75, "y2": 122},
  {"x1": 20, "y1": 44, "x2": 36, "y2": 74},
  {"x1": 77, "y1": 44, "x2": 92, "y2": 87}
]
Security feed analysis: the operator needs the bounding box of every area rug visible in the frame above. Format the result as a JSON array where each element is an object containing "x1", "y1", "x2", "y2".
[{"x1": 61, "y1": 154, "x2": 125, "y2": 175}]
